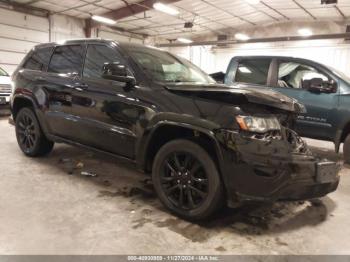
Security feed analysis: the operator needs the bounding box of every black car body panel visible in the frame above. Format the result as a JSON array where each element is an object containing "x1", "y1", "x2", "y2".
[
  {"x1": 11, "y1": 40, "x2": 340, "y2": 207},
  {"x1": 165, "y1": 83, "x2": 306, "y2": 113}
]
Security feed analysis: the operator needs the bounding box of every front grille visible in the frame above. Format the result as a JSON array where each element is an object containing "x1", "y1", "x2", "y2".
[{"x1": 0, "y1": 84, "x2": 11, "y2": 94}]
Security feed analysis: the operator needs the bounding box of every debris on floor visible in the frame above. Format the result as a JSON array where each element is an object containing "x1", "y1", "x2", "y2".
[
  {"x1": 81, "y1": 171, "x2": 98, "y2": 177},
  {"x1": 58, "y1": 158, "x2": 88, "y2": 175},
  {"x1": 75, "y1": 161, "x2": 84, "y2": 169}
]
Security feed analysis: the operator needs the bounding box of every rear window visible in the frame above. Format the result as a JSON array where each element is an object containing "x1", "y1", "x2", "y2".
[
  {"x1": 235, "y1": 59, "x2": 271, "y2": 85},
  {"x1": 48, "y1": 45, "x2": 84, "y2": 75},
  {"x1": 23, "y1": 47, "x2": 53, "y2": 71}
]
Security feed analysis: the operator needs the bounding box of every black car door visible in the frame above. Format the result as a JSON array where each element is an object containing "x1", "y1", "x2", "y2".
[
  {"x1": 44, "y1": 44, "x2": 85, "y2": 139},
  {"x1": 68, "y1": 43, "x2": 145, "y2": 159}
]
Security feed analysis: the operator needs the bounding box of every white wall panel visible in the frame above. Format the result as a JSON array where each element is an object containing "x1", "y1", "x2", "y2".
[
  {"x1": 168, "y1": 40, "x2": 350, "y2": 79},
  {"x1": 50, "y1": 14, "x2": 85, "y2": 42},
  {"x1": 0, "y1": 7, "x2": 145, "y2": 75},
  {"x1": 0, "y1": 8, "x2": 49, "y2": 74},
  {"x1": 0, "y1": 8, "x2": 49, "y2": 31},
  {"x1": 212, "y1": 40, "x2": 350, "y2": 77},
  {"x1": 98, "y1": 29, "x2": 144, "y2": 44}
]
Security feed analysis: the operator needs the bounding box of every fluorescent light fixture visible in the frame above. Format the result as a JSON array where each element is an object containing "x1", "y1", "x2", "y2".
[
  {"x1": 298, "y1": 28, "x2": 313, "y2": 37},
  {"x1": 235, "y1": 33, "x2": 250, "y2": 41},
  {"x1": 92, "y1": 15, "x2": 116, "y2": 25},
  {"x1": 244, "y1": 0, "x2": 261, "y2": 4},
  {"x1": 177, "y1": 38, "x2": 193, "y2": 44},
  {"x1": 153, "y1": 2, "x2": 179, "y2": 16}
]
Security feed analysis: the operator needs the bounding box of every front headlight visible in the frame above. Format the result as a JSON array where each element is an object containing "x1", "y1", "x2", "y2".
[{"x1": 236, "y1": 115, "x2": 281, "y2": 133}]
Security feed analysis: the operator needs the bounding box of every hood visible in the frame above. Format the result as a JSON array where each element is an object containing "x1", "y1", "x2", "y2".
[
  {"x1": 165, "y1": 83, "x2": 306, "y2": 113},
  {"x1": 0, "y1": 76, "x2": 11, "y2": 85}
]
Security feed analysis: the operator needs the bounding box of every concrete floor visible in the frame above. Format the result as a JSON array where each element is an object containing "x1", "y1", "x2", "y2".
[{"x1": 0, "y1": 116, "x2": 349, "y2": 255}]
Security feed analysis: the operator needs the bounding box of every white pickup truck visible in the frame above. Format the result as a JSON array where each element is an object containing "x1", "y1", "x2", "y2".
[{"x1": 0, "y1": 67, "x2": 11, "y2": 106}]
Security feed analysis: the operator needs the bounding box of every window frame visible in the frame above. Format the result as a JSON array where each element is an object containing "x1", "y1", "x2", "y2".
[
  {"x1": 47, "y1": 44, "x2": 86, "y2": 77},
  {"x1": 82, "y1": 43, "x2": 129, "y2": 80},
  {"x1": 274, "y1": 58, "x2": 336, "y2": 91},
  {"x1": 233, "y1": 58, "x2": 273, "y2": 87},
  {"x1": 22, "y1": 47, "x2": 54, "y2": 72}
]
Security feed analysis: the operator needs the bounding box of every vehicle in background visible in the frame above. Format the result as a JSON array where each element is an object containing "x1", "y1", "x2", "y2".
[
  {"x1": 11, "y1": 41, "x2": 340, "y2": 220},
  {"x1": 215, "y1": 56, "x2": 350, "y2": 163},
  {"x1": 0, "y1": 67, "x2": 11, "y2": 108}
]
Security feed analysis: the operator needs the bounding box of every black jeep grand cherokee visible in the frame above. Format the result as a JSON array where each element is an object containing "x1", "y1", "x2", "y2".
[{"x1": 11, "y1": 39, "x2": 340, "y2": 220}]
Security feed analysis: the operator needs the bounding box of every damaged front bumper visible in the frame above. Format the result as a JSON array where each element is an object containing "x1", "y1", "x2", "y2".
[{"x1": 215, "y1": 128, "x2": 340, "y2": 206}]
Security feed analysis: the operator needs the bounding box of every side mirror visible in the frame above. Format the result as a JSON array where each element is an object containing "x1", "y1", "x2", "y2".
[
  {"x1": 302, "y1": 78, "x2": 337, "y2": 94},
  {"x1": 102, "y1": 62, "x2": 136, "y2": 88}
]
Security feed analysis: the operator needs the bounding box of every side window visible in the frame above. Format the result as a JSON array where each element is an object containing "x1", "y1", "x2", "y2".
[
  {"x1": 278, "y1": 61, "x2": 329, "y2": 89},
  {"x1": 83, "y1": 45, "x2": 122, "y2": 78},
  {"x1": 23, "y1": 47, "x2": 53, "y2": 71},
  {"x1": 48, "y1": 45, "x2": 84, "y2": 75},
  {"x1": 235, "y1": 59, "x2": 271, "y2": 85}
]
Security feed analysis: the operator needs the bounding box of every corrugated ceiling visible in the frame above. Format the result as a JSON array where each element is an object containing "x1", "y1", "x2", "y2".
[{"x1": 11, "y1": 0, "x2": 350, "y2": 39}]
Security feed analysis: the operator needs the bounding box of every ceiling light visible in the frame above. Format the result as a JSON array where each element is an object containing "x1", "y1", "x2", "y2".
[
  {"x1": 244, "y1": 0, "x2": 261, "y2": 4},
  {"x1": 298, "y1": 28, "x2": 313, "y2": 37},
  {"x1": 235, "y1": 33, "x2": 250, "y2": 41},
  {"x1": 92, "y1": 15, "x2": 116, "y2": 25},
  {"x1": 153, "y1": 2, "x2": 179, "y2": 16},
  {"x1": 177, "y1": 38, "x2": 193, "y2": 44}
]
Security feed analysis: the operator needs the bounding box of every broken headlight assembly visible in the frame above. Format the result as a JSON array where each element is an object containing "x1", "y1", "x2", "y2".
[{"x1": 236, "y1": 115, "x2": 281, "y2": 133}]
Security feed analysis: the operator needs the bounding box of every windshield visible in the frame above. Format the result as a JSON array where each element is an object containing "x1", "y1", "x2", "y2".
[
  {"x1": 124, "y1": 45, "x2": 215, "y2": 84},
  {"x1": 0, "y1": 67, "x2": 8, "y2": 76},
  {"x1": 328, "y1": 66, "x2": 350, "y2": 84}
]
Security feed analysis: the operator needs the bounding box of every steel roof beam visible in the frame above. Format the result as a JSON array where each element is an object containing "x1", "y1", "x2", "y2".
[{"x1": 157, "y1": 32, "x2": 350, "y2": 47}]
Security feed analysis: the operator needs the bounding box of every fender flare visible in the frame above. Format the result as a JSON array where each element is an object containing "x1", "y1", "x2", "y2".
[
  {"x1": 137, "y1": 114, "x2": 225, "y2": 174},
  {"x1": 12, "y1": 93, "x2": 50, "y2": 135}
]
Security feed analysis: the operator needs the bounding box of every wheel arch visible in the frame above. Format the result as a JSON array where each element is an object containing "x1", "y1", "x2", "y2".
[
  {"x1": 12, "y1": 94, "x2": 50, "y2": 137},
  {"x1": 12, "y1": 95, "x2": 38, "y2": 120},
  {"x1": 139, "y1": 121, "x2": 224, "y2": 176}
]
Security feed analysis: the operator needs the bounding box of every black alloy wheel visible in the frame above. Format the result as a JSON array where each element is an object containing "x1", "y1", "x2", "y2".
[
  {"x1": 17, "y1": 111, "x2": 38, "y2": 153},
  {"x1": 152, "y1": 139, "x2": 224, "y2": 220},
  {"x1": 161, "y1": 152, "x2": 208, "y2": 210},
  {"x1": 15, "y1": 107, "x2": 54, "y2": 157}
]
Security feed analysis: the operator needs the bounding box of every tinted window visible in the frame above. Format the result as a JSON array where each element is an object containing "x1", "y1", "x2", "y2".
[
  {"x1": 278, "y1": 61, "x2": 329, "y2": 89},
  {"x1": 235, "y1": 59, "x2": 271, "y2": 85},
  {"x1": 23, "y1": 47, "x2": 53, "y2": 71},
  {"x1": 48, "y1": 45, "x2": 84, "y2": 75},
  {"x1": 83, "y1": 45, "x2": 122, "y2": 78}
]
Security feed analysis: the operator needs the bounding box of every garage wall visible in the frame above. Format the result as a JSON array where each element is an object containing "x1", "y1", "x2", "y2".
[
  {"x1": 0, "y1": 8, "x2": 49, "y2": 74},
  {"x1": 97, "y1": 27, "x2": 144, "y2": 44},
  {"x1": 167, "y1": 39, "x2": 350, "y2": 78},
  {"x1": 0, "y1": 8, "x2": 144, "y2": 75},
  {"x1": 166, "y1": 21, "x2": 350, "y2": 77},
  {"x1": 49, "y1": 14, "x2": 86, "y2": 42},
  {"x1": 212, "y1": 40, "x2": 350, "y2": 76}
]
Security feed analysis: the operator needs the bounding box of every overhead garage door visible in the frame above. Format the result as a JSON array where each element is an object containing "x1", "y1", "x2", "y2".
[{"x1": 0, "y1": 8, "x2": 49, "y2": 74}]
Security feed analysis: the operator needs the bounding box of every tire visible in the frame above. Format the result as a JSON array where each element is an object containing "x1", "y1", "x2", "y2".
[
  {"x1": 152, "y1": 139, "x2": 224, "y2": 221},
  {"x1": 344, "y1": 133, "x2": 350, "y2": 164},
  {"x1": 15, "y1": 107, "x2": 54, "y2": 157}
]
